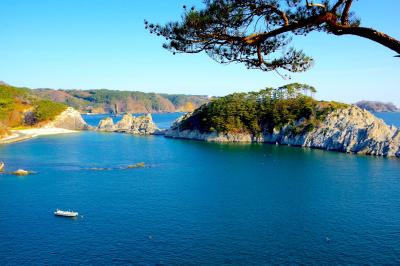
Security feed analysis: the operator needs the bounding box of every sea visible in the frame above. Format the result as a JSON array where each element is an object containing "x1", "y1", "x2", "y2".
[{"x1": 0, "y1": 112, "x2": 399, "y2": 265}]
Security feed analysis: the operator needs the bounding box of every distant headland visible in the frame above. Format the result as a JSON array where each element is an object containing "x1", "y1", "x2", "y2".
[{"x1": 355, "y1": 101, "x2": 399, "y2": 113}]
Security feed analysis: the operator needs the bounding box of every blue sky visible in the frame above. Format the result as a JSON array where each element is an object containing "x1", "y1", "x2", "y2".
[{"x1": 0, "y1": 0, "x2": 399, "y2": 105}]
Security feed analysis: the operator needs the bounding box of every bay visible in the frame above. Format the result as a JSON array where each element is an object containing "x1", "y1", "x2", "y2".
[{"x1": 0, "y1": 112, "x2": 399, "y2": 265}]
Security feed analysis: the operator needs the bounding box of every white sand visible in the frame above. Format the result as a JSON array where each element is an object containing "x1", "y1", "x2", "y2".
[
  {"x1": 0, "y1": 127, "x2": 78, "y2": 144},
  {"x1": 1, "y1": 133, "x2": 20, "y2": 141},
  {"x1": 12, "y1": 127, "x2": 77, "y2": 137}
]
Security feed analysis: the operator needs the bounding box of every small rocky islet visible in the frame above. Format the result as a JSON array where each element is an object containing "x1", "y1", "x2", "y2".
[
  {"x1": 96, "y1": 113, "x2": 160, "y2": 135},
  {"x1": 0, "y1": 162, "x2": 34, "y2": 176},
  {"x1": 85, "y1": 162, "x2": 146, "y2": 171}
]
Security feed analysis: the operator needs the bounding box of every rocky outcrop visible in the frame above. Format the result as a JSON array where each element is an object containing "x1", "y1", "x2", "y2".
[
  {"x1": 47, "y1": 107, "x2": 89, "y2": 130},
  {"x1": 12, "y1": 169, "x2": 30, "y2": 176},
  {"x1": 96, "y1": 114, "x2": 158, "y2": 135},
  {"x1": 97, "y1": 117, "x2": 115, "y2": 132},
  {"x1": 165, "y1": 106, "x2": 400, "y2": 157}
]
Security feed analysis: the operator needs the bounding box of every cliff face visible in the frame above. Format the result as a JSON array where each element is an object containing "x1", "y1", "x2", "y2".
[
  {"x1": 46, "y1": 107, "x2": 89, "y2": 130},
  {"x1": 166, "y1": 106, "x2": 400, "y2": 157},
  {"x1": 97, "y1": 114, "x2": 158, "y2": 135},
  {"x1": 97, "y1": 117, "x2": 115, "y2": 132}
]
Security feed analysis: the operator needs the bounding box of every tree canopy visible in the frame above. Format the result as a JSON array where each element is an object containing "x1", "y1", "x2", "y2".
[
  {"x1": 178, "y1": 83, "x2": 348, "y2": 135},
  {"x1": 146, "y1": 0, "x2": 400, "y2": 76}
]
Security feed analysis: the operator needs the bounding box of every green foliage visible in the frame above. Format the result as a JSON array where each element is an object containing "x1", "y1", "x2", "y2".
[
  {"x1": 179, "y1": 84, "x2": 348, "y2": 135},
  {"x1": 33, "y1": 88, "x2": 209, "y2": 113},
  {"x1": 33, "y1": 100, "x2": 67, "y2": 122},
  {"x1": 147, "y1": 0, "x2": 400, "y2": 76},
  {"x1": 1, "y1": 85, "x2": 66, "y2": 127},
  {"x1": 0, "y1": 85, "x2": 29, "y2": 118},
  {"x1": 160, "y1": 94, "x2": 208, "y2": 108}
]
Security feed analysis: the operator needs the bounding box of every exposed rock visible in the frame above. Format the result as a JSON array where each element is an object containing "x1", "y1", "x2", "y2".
[
  {"x1": 128, "y1": 114, "x2": 158, "y2": 135},
  {"x1": 127, "y1": 162, "x2": 145, "y2": 168},
  {"x1": 0, "y1": 161, "x2": 4, "y2": 172},
  {"x1": 96, "y1": 113, "x2": 158, "y2": 135},
  {"x1": 12, "y1": 169, "x2": 29, "y2": 176},
  {"x1": 165, "y1": 106, "x2": 400, "y2": 157},
  {"x1": 84, "y1": 162, "x2": 146, "y2": 171},
  {"x1": 114, "y1": 113, "x2": 134, "y2": 131},
  {"x1": 97, "y1": 117, "x2": 115, "y2": 132},
  {"x1": 86, "y1": 167, "x2": 113, "y2": 171},
  {"x1": 47, "y1": 107, "x2": 89, "y2": 130}
]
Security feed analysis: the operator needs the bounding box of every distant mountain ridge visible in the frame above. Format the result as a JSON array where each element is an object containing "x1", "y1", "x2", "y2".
[
  {"x1": 33, "y1": 88, "x2": 210, "y2": 114},
  {"x1": 355, "y1": 101, "x2": 398, "y2": 112}
]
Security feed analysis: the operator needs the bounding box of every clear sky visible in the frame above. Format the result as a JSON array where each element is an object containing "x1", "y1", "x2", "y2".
[{"x1": 0, "y1": 0, "x2": 399, "y2": 105}]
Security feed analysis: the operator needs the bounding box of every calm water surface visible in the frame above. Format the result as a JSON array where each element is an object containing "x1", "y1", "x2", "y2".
[
  {"x1": 0, "y1": 113, "x2": 400, "y2": 265},
  {"x1": 374, "y1": 112, "x2": 400, "y2": 127}
]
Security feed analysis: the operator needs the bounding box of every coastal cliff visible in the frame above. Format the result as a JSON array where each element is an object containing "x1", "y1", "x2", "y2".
[
  {"x1": 46, "y1": 107, "x2": 89, "y2": 130},
  {"x1": 166, "y1": 106, "x2": 400, "y2": 157},
  {"x1": 97, "y1": 113, "x2": 158, "y2": 135}
]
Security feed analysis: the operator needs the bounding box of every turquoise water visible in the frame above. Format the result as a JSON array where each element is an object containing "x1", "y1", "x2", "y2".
[{"x1": 1, "y1": 113, "x2": 400, "y2": 265}]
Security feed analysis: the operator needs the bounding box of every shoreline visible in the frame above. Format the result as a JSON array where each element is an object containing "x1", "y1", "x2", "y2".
[
  {"x1": 0, "y1": 127, "x2": 78, "y2": 145},
  {"x1": 164, "y1": 106, "x2": 400, "y2": 158}
]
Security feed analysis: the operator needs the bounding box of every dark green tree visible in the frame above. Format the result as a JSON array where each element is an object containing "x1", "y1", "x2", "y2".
[{"x1": 146, "y1": 0, "x2": 400, "y2": 76}]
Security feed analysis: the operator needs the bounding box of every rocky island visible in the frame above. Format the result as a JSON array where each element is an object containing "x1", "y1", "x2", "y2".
[
  {"x1": 96, "y1": 113, "x2": 159, "y2": 135},
  {"x1": 166, "y1": 84, "x2": 400, "y2": 157}
]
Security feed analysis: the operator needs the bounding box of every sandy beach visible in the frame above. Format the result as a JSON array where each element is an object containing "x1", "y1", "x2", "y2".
[{"x1": 0, "y1": 127, "x2": 78, "y2": 145}]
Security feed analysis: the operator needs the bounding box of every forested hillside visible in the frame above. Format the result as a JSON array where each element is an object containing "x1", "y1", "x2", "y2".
[
  {"x1": 178, "y1": 83, "x2": 348, "y2": 135},
  {"x1": 0, "y1": 84, "x2": 67, "y2": 136},
  {"x1": 33, "y1": 89, "x2": 210, "y2": 114}
]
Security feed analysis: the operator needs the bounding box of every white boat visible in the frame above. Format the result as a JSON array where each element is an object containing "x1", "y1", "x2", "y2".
[{"x1": 54, "y1": 209, "x2": 78, "y2": 217}]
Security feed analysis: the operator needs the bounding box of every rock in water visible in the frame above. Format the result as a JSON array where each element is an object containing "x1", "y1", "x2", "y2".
[
  {"x1": 127, "y1": 162, "x2": 145, "y2": 168},
  {"x1": 97, "y1": 113, "x2": 158, "y2": 135},
  {"x1": 47, "y1": 107, "x2": 89, "y2": 130},
  {"x1": 97, "y1": 117, "x2": 115, "y2": 132},
  {"x1": 12, "y1": 169, "x2": 29, "y2": 176},
  {"x1": 0, "y1": 161, "x2": 4, "y2": 172},
  {"x1": 129, "y1": 114, "x2": 158, "y2": 135},
  {"x1": 114, "y1": 114, "x2": 134, "y2": 131}
]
